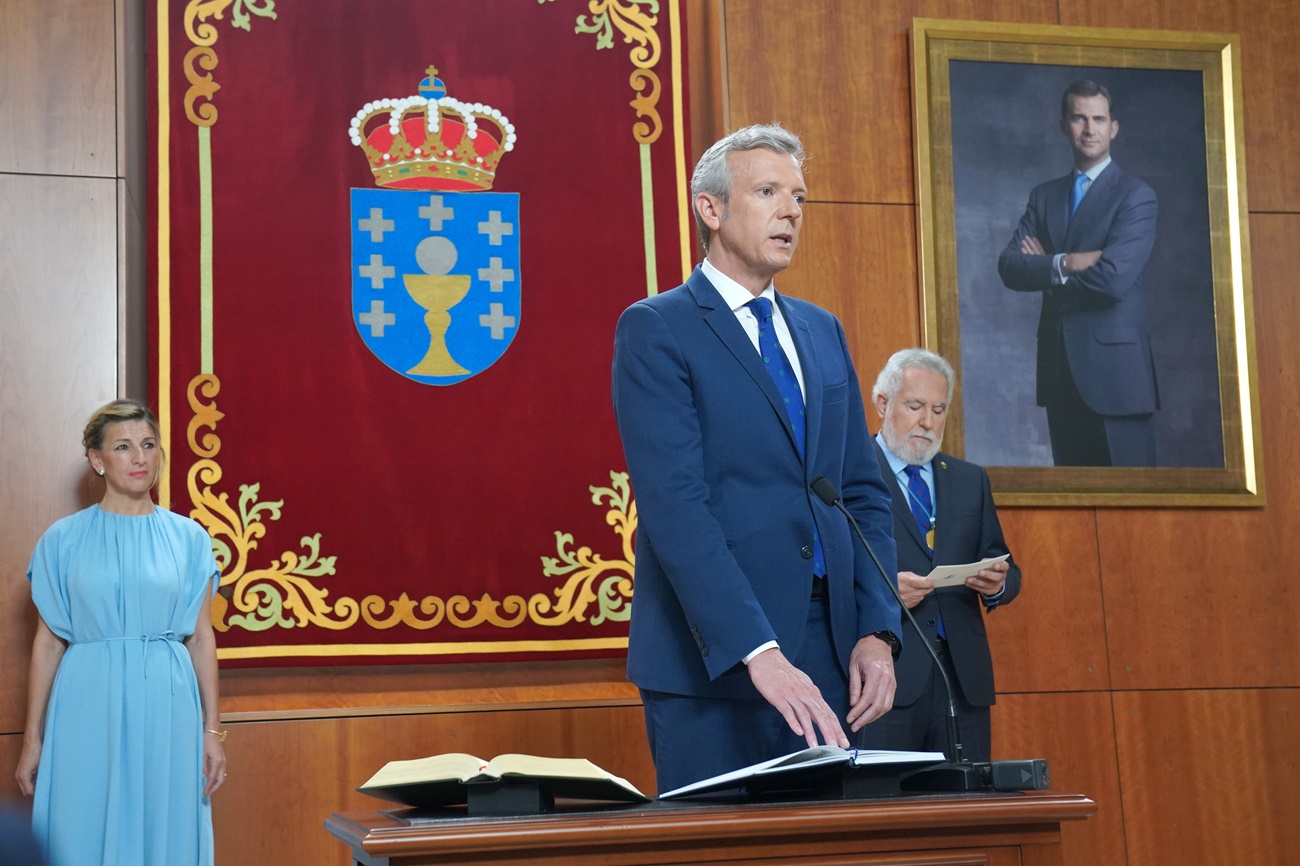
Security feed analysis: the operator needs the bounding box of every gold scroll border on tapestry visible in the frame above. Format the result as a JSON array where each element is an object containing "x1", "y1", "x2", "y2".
[{"x1": 155, "y1": 0, "x2": 690, "y2": 661}]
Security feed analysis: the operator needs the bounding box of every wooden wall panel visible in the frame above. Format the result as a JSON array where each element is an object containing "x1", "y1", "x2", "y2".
[
  {"x1": 0, "y1": 0, "x2": 117, "y2": 177},
  {"x1": 714, "y1": 5, "x2": 1300, "y2": 865},
  {"x1": 1098, "y1": 214, "x2": 1299, "y2": 691},
  {"x1": 0, "y1": 176, "x2": 119, "y2": 734},
  {"x1": 219, "y1": 658, "x2": 638, "y2": 718},
  {"x1": 992, "y1": 692, "x2": 1126, "y2": 866},
  {"x1": 211, "y1": 706, "x2": 654, "y2": 866},
  {"x1": 986, "y1": 509, "x2": 1109, "y2": 694},
  {"x1": 0, "y1": 734, "x2": 22, "y2": 802},
  {"x1": 1065, "y1": 0, "x2": 1300, "y2": 213},
  {"x1": 721, "y1": 0, "x2": 1058, "y2": 205},
  {"x1": 780, "y1": 202, "x2": 921, "y2": 378},
  {"x1": 1112, "y1": 689, "x2": 1300, "y2": 866}
]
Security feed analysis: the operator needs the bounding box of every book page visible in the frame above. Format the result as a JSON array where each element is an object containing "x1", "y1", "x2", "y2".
[
  {"x1": 658, "y1": 746, "x2": 851, "y2": 799},
  {"x1": 360, "y1": 753, "x2": 485, "y2": 788},
  {"x1": 848, "y1": 749, "x2": 946, "y2": 766},
  {"x1": 925, "y1": 553, "x2": 1009, "y2": 587},
  {"x1": 484, "y1": 754, "x2": 646, "y2": 798},
  {"x1": 658, "y1": 746, "x2": 948, "y2": 799}
]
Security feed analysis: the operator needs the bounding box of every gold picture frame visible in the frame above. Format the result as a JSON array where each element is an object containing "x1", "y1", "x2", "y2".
[{"x1": 912, "y1": 18, "x2": 1263, "y2": 506}]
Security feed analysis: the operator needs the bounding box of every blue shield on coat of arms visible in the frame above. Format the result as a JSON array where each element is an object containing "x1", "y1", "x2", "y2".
[{"x1": 350, "y1": 188, "x2": 521, "y2": 385}]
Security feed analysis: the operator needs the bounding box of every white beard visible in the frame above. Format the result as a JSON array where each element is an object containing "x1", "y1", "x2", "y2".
[{"x1": 881, "y1": 424, "x2": 941, "y2": 466}]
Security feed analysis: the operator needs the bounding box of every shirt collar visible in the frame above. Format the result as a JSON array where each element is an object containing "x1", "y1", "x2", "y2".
[
  {"x1": 702, "y1": 258, "x2": 776, "y2": 312},
  {"x1": 1077, "y1": 155, "x2": 1112, "y2": 183}
]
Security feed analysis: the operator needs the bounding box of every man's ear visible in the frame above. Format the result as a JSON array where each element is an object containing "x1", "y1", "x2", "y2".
[
  {"x1": 874, "y1": 393, "x2": 889, "y2": 420},
  {"x1": 1110, "y1": 119, "x2": 1119, "y2": 140},
  {"x1": 695, "y1": 192, "x2": 724, "y2": 232}
]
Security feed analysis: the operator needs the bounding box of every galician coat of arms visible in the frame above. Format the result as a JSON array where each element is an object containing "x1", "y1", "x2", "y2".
[{"x1": 348, "y1": 66, "x2": 520, "y2": 386}]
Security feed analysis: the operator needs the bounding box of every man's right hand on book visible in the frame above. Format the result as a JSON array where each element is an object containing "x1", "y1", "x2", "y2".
[{"x1": 747, "y1": 647, "x2": 850, "y2": 749}]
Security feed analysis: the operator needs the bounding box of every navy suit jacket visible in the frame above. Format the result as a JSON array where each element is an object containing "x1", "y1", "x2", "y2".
[
  {"x1": 612, "y1": 267, "x2": 900, "y2": 700},
  {"x1": 874, "y1": 443, "x2": 1020, "y2": 707},
  {"x1": 998, "y1": 160, "x2": 1159, "y2": 416}
]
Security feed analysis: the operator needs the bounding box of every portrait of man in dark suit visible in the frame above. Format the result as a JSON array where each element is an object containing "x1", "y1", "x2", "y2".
[
  {"x1": 997, "y1": 79, "x2": 1159, "y2": 467},
  {"x1": 611, "y1": 123, "x2": 902, "y2": 793}
]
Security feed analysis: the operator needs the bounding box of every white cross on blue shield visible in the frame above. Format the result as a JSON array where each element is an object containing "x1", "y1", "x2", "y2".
[{"x1": 350, "y1": 188, "x2": 521, "y2": 385}]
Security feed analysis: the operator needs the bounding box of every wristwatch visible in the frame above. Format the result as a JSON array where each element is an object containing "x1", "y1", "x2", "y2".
[{"x1": 870, "y1": 630, "x2": 902, "y2": 659}]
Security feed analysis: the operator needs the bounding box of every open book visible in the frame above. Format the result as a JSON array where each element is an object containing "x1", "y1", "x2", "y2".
[
  {"x1": 358, "y1": 752, "x2": 650, "y2": 808},
  {"x1": 658, "y1": 746, "x2": 946, "y2": 799}
]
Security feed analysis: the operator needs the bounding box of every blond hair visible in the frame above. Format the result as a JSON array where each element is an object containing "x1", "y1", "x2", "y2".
[{"x1": 83, "y1": 399, "x2": 166, "y2": 478}]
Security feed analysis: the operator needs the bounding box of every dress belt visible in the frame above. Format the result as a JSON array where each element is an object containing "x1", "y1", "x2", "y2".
[{"x1": 75, "y1": 631, "x2": 183, "y2": 691}]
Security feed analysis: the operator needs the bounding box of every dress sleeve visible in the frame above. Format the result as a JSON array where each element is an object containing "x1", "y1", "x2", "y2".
[
  {"x1": 27, "y1": 524, "x2": 73, "y2": 641},
  {"x1": 192, "y1": 521, "x2": 220, "y2": 598}
]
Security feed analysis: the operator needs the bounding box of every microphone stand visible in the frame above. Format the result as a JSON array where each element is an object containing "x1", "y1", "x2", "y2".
[{"x1": 811, "y1": 475, "x2": 983, "y2": 792}]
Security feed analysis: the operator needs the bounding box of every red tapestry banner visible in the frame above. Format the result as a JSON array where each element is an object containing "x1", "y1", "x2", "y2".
[{"x1": 149, "y1": 0, "x2": 691, "y2": 666}]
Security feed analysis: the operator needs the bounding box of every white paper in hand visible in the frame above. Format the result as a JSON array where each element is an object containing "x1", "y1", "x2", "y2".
[{"x1": 925, "y1": 554, "x2": 1010, "y2": 587}]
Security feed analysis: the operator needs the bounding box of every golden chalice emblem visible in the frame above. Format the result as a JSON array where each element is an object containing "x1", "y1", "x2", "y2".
[{"x1": 404, "y1": 236, "x2": 470, "y2": 376}]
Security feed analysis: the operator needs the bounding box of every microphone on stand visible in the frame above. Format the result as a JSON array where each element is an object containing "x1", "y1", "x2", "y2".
[{"x1": 810, "y1": 475, "x2": 982, "y2": 792}]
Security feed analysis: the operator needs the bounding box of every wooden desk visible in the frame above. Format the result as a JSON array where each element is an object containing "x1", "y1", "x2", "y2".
[{"x1": 326, "y1": 791, "x2": 1095, "y2": 865}]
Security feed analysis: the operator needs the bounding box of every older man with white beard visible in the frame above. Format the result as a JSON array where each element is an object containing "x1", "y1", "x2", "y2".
[{"x1": 856, "y1": 349, "x2": 1021, "y2": 763}]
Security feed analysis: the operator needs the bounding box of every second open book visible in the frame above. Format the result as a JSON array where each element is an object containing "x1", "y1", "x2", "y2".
[{"x1": 658, "y1": 745, "x2": 946, "y2": 799}]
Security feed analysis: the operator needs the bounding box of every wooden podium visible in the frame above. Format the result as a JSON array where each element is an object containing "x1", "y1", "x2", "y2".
[{"x1": 326, "y1": 791, "x2": 1095, "y2": 865}]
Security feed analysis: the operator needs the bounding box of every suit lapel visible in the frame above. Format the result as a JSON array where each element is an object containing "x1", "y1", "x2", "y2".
[
  {"x1": 1046, "y1": 172, "x2": 1072, "y2": 252},
  {"x1": 690, "y1": 271, "x2": 800, "y2": 455},
  {"x1": 1064, "y1": 161, "x2": 1120, "y2": 248},
  {"x1": 931, "y1": 453, "x2": 953, "y2": 562}
]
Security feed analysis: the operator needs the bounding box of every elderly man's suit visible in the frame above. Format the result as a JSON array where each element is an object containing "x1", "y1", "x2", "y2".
[{"x1": 856, "y1": 442, "x2": 1020, "y2": 762}]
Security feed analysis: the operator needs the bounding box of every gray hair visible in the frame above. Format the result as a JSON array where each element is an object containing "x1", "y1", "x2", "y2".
[
  {"x1": 690, "y1": 122, "x2": 806, "y2": 253},
  {"x1": 872, "y1": 348, "x2": 955, "y2": 405}
]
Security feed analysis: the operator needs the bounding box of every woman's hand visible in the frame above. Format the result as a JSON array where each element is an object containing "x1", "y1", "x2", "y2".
[
  {"x1": 15, "y1": 740, "x2": 41, "y2": 796},
  {"x1": 201, "y1": 731, "x2": 227, "y2": 797}
]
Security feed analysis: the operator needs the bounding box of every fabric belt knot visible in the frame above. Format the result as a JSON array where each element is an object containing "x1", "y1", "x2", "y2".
[
  {"x1": 82, "y1": 631, "x2": 183, "y2": 692},
  {"x1": 746, "y1": 296, "x2": 825, "y2": 576}
]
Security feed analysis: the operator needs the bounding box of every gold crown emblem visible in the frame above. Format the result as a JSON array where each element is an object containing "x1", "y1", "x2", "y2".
[{"x1": 349, "y1": 66, "x2": 516, "y2": 191}]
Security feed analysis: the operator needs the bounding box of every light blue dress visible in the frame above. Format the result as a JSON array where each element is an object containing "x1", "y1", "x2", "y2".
[{"x1": 27, "y1": 505, "x2": 219, "y2": 866}]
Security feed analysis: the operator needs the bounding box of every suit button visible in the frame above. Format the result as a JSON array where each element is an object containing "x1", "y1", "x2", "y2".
[
  {"x1": 800, "y1": 546, "x2": 813, "y2": 559},
  {"x1": 926, "y1": 618, "x2": 936, "y2": 626}
]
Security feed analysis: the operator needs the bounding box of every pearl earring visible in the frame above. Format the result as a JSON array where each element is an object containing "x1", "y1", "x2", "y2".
[{"x1": 97, "y1": 469, "x2": 104, "y2": 476}]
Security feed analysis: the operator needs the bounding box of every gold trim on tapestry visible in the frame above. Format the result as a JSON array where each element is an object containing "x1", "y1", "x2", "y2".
[{"x1": 161, "y1": 2, "x2": 687, "y2": 657}]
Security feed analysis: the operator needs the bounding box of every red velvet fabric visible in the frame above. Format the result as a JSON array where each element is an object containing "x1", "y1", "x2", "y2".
[{"x1": 149, "y1": 1, "x2": 689, "y2": 666}]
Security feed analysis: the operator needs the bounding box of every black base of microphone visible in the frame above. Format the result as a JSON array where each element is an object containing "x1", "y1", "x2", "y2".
[{"x1": 899, "y1": 761, "x2": 985, "y2": 793}]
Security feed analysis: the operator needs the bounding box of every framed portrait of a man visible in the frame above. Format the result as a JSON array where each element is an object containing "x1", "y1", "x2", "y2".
[{"x1": 912, "y1": 19, "x2": 1263, "y2": 506}]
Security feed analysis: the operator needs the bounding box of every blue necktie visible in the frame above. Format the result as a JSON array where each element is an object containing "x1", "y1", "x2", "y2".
[
  {"x1": 902, "y1": 465, "x2": 933, "y2": 552},
  {"x1": 1070, "y1": 171, "x2": 1089, "y2": 217},
  {"x1": 903, "y1": 464, "x2": 944, "y2": 637},
  {"x1": 748, "y1": 297, "x2": 824, "y2": 576}
]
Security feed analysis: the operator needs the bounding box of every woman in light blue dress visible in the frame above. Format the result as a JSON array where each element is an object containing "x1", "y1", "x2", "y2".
[{"x1": 14, "y1": 400, "x2": 227, "y2": 866}]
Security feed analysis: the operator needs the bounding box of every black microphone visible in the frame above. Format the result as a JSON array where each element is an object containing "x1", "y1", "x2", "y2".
[{"x1": 810, "y1": 475, "x2": 982, "y2": 792}]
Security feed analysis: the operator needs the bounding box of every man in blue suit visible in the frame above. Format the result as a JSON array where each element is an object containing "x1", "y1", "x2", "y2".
[
  {"x1": 612, "y1": 124, "x2": 902, "y2": 793},
  {"x1": 998, "y1": 79, "x2": 1160, "y2": 466},
  {"x1": 856, "y1": 349, "x2": 1020, "y2": 763}
]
